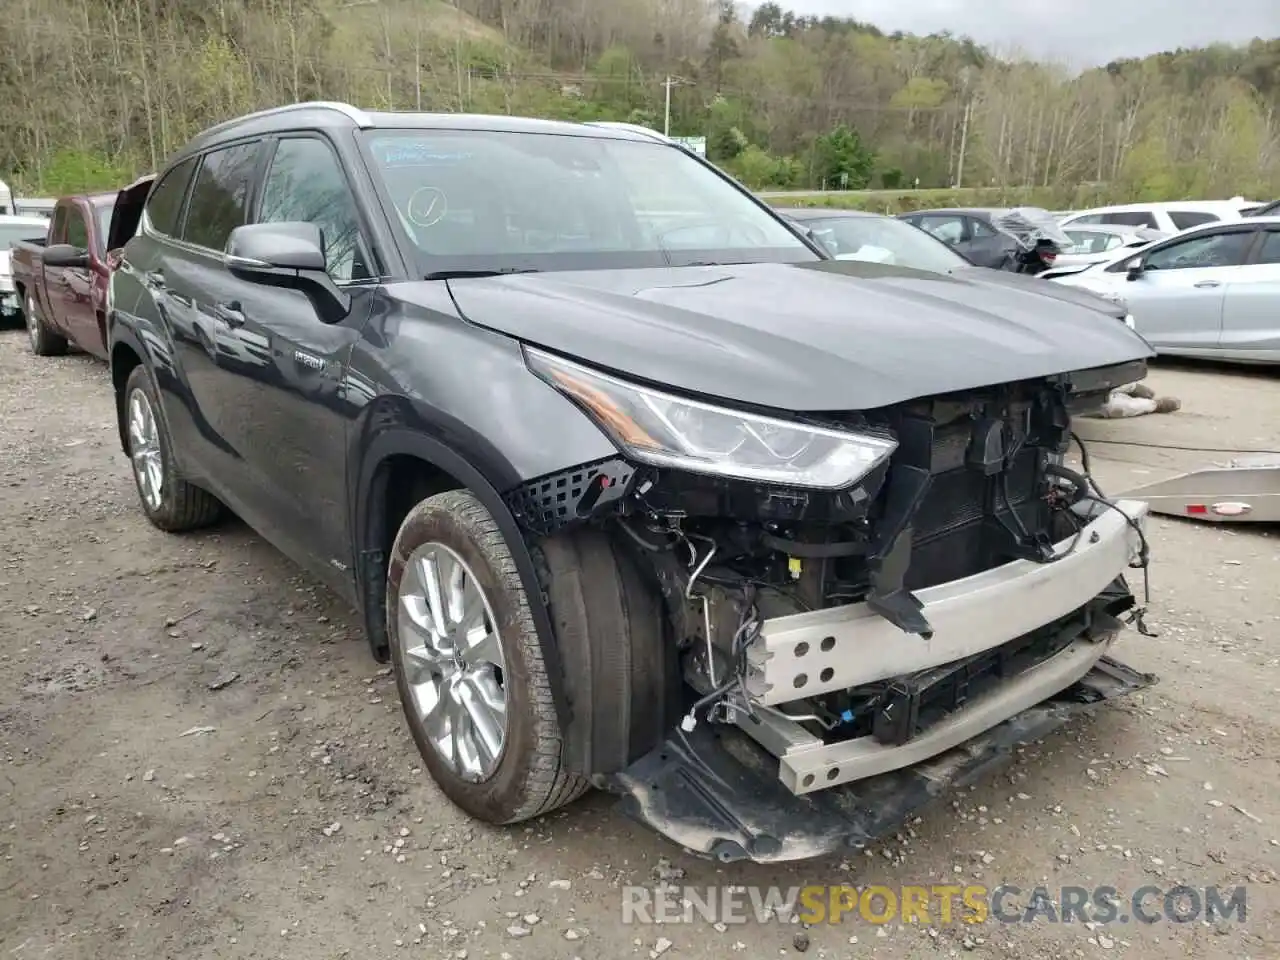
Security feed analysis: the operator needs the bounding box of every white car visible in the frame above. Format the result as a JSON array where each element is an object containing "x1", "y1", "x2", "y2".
[
  {"x1": 1053, "y1": 224, "x2": 1168, "y2": 274},
  {"x1": 0, "y1": 214, "x2": 52, "y2": 318},
  {"x1": 1050, "y1": 216, "x2": 1280, "y2": 364},
  {"x1": 1059, "y1": 201, "x2": 1253, "y2": 234}
]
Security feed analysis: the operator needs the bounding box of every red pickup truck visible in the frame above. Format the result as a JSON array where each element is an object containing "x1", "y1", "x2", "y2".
[{"x1": 11, "y1": 193, "x2": 120, "y2": 359}]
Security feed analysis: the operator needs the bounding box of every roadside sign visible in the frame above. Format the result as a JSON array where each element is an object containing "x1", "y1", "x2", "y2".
[{"x1": 672, "y1": 136, "x2": 707, "y2": 157}]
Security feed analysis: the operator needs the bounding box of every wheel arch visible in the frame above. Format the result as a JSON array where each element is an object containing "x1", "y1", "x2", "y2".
[
  {"x1": 109, "y1": 330, "x2": 146, "y2": 453},
  {"x1": 354, "y1": 427, "x2": 573, "y2": 734}
]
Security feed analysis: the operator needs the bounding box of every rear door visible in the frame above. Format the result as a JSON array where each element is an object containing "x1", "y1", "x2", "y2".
[
  {"x1": 164, "y1": 138, "x2": 266, "y2": 507},
  {"x1": 962, "y1": 215, "x2": 1010, "y2": 268},
  {"x1": 1218, "y1": 227, "x2": 1280, "y2": 355},
  {"x1": 1122, "y1": 225, "x2": 1257, "y2": 352}
]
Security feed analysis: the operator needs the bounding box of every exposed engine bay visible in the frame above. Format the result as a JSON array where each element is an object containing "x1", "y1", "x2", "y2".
[{"x1": 508, "y1": 356, "x2": 1154, "y2": 819}]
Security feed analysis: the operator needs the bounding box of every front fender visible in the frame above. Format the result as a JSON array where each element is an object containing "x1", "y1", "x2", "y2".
[{"x1": 352, "y1": 425, "x2": 575, "y2": 736}]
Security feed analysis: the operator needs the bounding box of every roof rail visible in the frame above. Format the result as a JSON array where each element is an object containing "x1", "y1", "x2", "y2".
[
  {"x1": 583, "y1": 121, "x2": 674, "y2": 144},
  {"x1": 198, "y1": 101, "x2": 372, "y2": 140}
]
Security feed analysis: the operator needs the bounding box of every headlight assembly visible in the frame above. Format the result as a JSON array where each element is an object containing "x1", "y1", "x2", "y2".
[{"x1": 525, "y1": 347, "x2": 897, "y2": 490}]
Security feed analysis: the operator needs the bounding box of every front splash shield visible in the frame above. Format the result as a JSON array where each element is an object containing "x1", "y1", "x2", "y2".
[{"x1": 607, "y1": 657, "x2": 1155, "y2": 864}]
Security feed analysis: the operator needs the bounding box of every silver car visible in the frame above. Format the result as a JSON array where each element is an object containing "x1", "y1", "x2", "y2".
[{"x1": 1050, "y1": 216, "x2": 1280, "y2": 364}]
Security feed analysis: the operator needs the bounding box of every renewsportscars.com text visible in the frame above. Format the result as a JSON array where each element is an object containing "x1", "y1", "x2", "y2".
[{"x1": 621, "y1": 884, "x2": 1248, "y2": 926}]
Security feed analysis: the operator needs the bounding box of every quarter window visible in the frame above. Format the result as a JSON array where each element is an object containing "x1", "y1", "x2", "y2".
[
  {"x1": 145, "y1": 157, "x2": 197, "y2": 237},
  {"x1": 181, "y1": 141, "x2": 262, "y2": 251},
  {"x1": 257, "y1": 137, "x2": 372, "y2": 281}
]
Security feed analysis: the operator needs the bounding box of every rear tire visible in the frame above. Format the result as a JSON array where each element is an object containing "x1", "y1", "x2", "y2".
[
  {"x1": 25, "y1": 291, "x2": 67, "y2": 357},
  {"x1": 387, "y1": 490, "x2": 590, "y2": 823},
  {"x1": 123, "y1": 365, "x2": 222, "y2": 532}
]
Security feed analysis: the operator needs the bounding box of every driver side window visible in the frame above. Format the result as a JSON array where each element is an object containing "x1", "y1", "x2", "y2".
[
  {"x1": 257, "y1": 137, "x2": 373, "y2": 282},
  {"x1": 1142, "y1": 230, "x2": 1253, "y2": 271}
]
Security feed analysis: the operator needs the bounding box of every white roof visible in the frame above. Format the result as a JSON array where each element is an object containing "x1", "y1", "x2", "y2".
[{"x1": 0, "y1": 214, "x2": 49, "y2": 228}]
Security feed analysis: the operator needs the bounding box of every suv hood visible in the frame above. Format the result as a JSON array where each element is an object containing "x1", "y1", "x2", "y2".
[{"x1": 441, "y1": 260, "x2": 1152, "y2": 412}]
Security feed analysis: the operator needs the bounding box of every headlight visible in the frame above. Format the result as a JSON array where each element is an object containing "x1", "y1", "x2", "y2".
[{"x1": 525, "y1": 348, "x2": 897, "y2": 490}]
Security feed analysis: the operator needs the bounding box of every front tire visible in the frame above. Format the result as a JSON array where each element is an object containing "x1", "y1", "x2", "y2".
[
  {"x1": 25, "y1": 291, "x2": 67, "y2": 357},
  {"x1": 122, "y1": 365, "x2": 222, "y2": 532},
  {"x1": 387, "y1": 490, "x2": 589, "y2": 823}
]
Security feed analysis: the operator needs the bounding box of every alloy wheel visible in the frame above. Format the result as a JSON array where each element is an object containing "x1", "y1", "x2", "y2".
[
  {"x1": 127, "y1": 388, "x2": 164, "y2": 512},
  {"x1": 396, "y1": 542, "x2": 508, "y2": 782}
]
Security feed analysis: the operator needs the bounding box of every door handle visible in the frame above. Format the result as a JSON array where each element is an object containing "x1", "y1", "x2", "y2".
[
  {"x1": 144, "y1": 270, "x2": 166, "y2": 290},
  {"x1": 1193, "y1": 280, "x2": 1221, "y2": 288},
  {"x1": 213, "y1": 300, "x2": 246, "y2": 328}
]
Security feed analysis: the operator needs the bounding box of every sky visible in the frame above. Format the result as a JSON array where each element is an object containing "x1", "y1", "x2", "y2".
[{"x1": 777, "y1": 0, "x2": 1279, "y2": 67}]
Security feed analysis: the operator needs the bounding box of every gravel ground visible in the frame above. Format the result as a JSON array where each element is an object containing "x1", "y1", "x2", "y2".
[{"x1": 1, "y1": 327, "x2": 1277, "y2": 960}]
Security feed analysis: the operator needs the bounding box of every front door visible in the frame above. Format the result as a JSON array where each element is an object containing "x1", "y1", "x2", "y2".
[
  {"x1": 210, "y1": 133, "x2": 382, "y2": 591},
  {"x1": 60, "y1": 205, "x2": 99, "y2": 349},
  {"x1": 1124, "y1": 226, "x2": 1257, "y2": 352}
]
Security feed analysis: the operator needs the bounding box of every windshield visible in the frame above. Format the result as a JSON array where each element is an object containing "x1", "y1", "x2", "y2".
[
  {"x1": 0, "y1": 224, "x2": 45, "y2": 249},
  {"x1": 363, "y1": 130, "x2": 817, "y2": 275},
  {"x1": 803, "y1": 215, "x2": 967, "y2": 273}
]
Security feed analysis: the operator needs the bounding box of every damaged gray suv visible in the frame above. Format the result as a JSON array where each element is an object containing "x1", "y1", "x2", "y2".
[{"x1": 107, "y1": 102, "x2": 1157, "y2": 862}]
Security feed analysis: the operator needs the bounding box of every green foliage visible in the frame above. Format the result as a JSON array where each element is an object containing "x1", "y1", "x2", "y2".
[
  {"x1": 725, "y1": 145, "x2": 800, "y2": 188},
  {"x1": 18, "y1": 149, "x2": 134, "y2": 196},
  {"x1": 879, "y1": 167, "x2": 904, "y2": 189},
  {"x1": 810, "y1": 125, "x2": 875, "y2": 190},
  {"x1": 1, "y1": 0, "x2": 1277, "y2": 201}
]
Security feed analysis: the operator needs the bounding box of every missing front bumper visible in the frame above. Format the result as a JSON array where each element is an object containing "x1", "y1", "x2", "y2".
[
  {"x1": 609, "y1": 656, "x2": 1155, "y2": 864},
  {"x1": 745, "y1": 498, "x2": 1149, "y2": 704}
]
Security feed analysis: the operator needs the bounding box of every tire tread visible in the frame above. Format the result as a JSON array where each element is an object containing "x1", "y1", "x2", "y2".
[{"x1": 403, "y1": 490, "x2": 588, "y2": 823}]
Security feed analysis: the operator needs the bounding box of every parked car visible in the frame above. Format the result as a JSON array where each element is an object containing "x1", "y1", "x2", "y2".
[
  {"x1": 895, "y1": 207, "x2": 1017, "y2": 268},
  {"x1": 1058, "y1": 201, "x2": 1249, "y2": 233},
  {"x1": 780, "y1": 207, "x2": 1134, "y2": 323},
  {"x1": 109, "y1": 102, "x2": 1155, "y2": 862},
  {"x1": 1052, "y1": 224, "x2": 1169, "y2": 273},
  {"x1": 0, "y1": 215, "x2": 51, "y2": 322},
  {"x1": 10, "y1": 192, "x2": 119, "y2": 359},
  {"x1": 1049, "y1": 216, "x2": 1280, "y2": 364},
  {"x1": 1244, "y1": 200, "x2": 1280, "y2": 218}
]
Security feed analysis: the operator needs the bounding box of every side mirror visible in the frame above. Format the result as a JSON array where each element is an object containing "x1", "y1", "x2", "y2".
[
  {"x1": 44, "y1": 243, "x2": 89, "y2": 269},
  {"x1": 225, "y1": 222, "x2": 350, "y2": 323},
  {"x1": 1126, "y1": 257, "x2": 1145, "y2": 281}
]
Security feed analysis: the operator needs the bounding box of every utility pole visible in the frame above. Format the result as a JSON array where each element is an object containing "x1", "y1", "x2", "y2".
[
  {"x1": 663, "y1": 76, "x2": 676, "y2": 137},
  {"x1": 955, "y1": 99, "x2": 971, "y2": 189}
]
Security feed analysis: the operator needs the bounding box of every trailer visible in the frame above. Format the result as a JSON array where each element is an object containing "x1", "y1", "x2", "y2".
[{"x1": 1117, "y1": 453, "x2": 1280, "y2": 522}]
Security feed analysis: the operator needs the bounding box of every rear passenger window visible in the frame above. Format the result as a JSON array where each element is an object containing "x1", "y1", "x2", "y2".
[
  {"x1": 970, "y1": 218, "x2": 997, "y2": 238},
  {"x1": 181, "y1": 141, "x2": 262, "y2": 251},
  {"x1": 145, "y1": 157, "x2": 197, "y2": 237},
  {"x1": 1256, "y1": 231, "x2": 1280, "y2": 264},
  {"x1": 1168, "y1": 211, "x2": 1219, "y2": 230}
]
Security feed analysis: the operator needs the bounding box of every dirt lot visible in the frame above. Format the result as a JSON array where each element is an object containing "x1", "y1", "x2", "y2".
[{"x1": 1, "y1": 328, "x2": 1277, "y2": 960}]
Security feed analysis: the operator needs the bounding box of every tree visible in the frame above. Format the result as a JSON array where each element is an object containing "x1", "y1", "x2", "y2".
[{"x1": 812, "y1": 124, "x2": 876, "y2": 189}]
